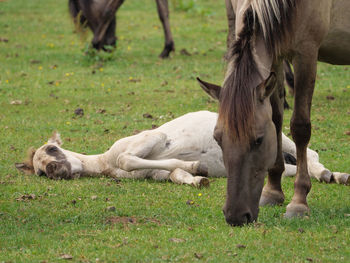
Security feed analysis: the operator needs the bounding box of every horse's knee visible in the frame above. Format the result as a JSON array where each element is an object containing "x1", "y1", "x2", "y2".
[
  {"x1": 117, "y1": 154, "x2": 133, "y2": 172},
  {"x1": 290, "y1": 120, "x2": 311, "y2": 146}
]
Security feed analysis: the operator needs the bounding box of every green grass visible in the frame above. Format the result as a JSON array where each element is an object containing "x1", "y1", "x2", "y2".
[{"x1": 0, "y1": 0, "x2": 349, "y2": 262}]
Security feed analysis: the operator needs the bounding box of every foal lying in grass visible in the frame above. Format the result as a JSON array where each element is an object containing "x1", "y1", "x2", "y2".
[{"x1": 16, "y1": 111, "x2": 349, "y2": 187}]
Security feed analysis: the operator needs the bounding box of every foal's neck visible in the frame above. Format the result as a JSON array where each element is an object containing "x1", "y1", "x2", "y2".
[{"x1": 64, "y1": 149, "x2": 114, "y2": 176}]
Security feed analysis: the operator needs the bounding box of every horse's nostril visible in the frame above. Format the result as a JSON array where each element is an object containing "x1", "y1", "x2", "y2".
[{"x1": 244, "y1": 212, "x2": 252, "y2": 223}]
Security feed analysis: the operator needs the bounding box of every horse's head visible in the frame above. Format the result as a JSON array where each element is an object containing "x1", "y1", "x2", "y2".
[
  {"x1": 15, "y1": 132, "x2": 82, "y2": 180},
  {"x1": 68, "y1": 0, "x2": 118, "y2": 50},
  {"x1": 198, "y1": 73, "x2": 277, "y2": 226}
]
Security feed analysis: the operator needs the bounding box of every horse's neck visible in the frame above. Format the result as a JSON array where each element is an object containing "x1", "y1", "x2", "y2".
[{"x1": 64, "y1": 149, "x2": 113, "y2": 176}]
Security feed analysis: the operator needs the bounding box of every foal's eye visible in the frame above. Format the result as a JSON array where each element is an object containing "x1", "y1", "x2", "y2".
[
  {"x1": 47, "y1": 146, "x2": 58, "y2": 152},
  {"x1": 254, "y1": 136, "x2": 264, "y2": 146}
]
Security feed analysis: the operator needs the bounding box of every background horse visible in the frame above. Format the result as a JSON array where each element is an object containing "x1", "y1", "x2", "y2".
[
  {"x1": 69, "y1": 0, "x2": 174, "y2": 57},
  {"x1": 214, "y1": 0, "x2": 350, "y2": 226}
]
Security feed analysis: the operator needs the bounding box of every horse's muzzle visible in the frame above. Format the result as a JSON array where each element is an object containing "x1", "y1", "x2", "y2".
[{"x1": 46, "y1": 161, "x2": 72, "y2": 180}]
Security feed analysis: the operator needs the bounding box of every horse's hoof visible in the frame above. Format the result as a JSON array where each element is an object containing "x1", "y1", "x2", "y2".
[
  {"x1": 159, "y1": 42, "x2": 175, "y2": 58},
  {"x1": 199, "y1": 177, "x2": 210, "y2": 188},
  {"x1": 259, "y1": 189, "x2": 284, "y2": 206},
  {"x1": 332, "y1": 172, "x2": 350, "y2": 185},
  {"x1": 319, "y1": 169, "x2": 332, "y2": 183},
  {"x1": 194, "y1": 162, "x2": 208, "y2": 177},
  {"x1": 192, "y1": 177, "x2": 210, "y2": 188},
  {"x1": 284, "y1": 203, "x2": 310, "y2": 218}
]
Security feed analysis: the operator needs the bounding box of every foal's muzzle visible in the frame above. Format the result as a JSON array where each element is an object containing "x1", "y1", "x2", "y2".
[{"x1": 46, "y1": 161, "x2": 72, "y2": 180}]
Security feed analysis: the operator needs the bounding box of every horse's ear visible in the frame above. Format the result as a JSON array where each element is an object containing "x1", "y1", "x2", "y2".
[
  {"x1": 258, "y1": 72, "x2": 276, "y2": 100},
  {"x1": 197, "y1": 77, "x2": 222, "y2": 100},
  {"x1": 15, "y1": 147, "x2": 36, "y2": 175},
  {"x1": 15, "y1": 162, "x2": 34, "y2": 174},
  {"x1": 48, "y1": 131, "x2": 62, "y2": 146}
]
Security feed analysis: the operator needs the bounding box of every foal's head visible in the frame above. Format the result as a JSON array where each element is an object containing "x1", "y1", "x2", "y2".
[
  {"x1": 16, "y1": 132, "x2": 82, "y2": 179},
  {"x1": 69, "y1": 0, "x2": 118, "y2": 50},
  {"x1": 198, "y1": 74, "x2": 277, "y2": 226}
]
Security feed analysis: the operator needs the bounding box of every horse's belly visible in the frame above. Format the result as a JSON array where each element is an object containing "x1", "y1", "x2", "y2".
[
  {"x1": 319, "y1": 30, "x2": 350, "y2": 65},
  {"x1": 319, "y1": 0, "x2": 350, "y2": 65}
]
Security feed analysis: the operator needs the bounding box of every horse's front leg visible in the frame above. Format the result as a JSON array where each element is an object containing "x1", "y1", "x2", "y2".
[
  {"x1": 260, "y1": 64, "x2": 285, "y2": 206},
  {"x1": 155, "y1": 0, "x2": 175, "y2": 58},
  {"x1": 285, "y1": 48, "x2": 318, "y2": 218}
]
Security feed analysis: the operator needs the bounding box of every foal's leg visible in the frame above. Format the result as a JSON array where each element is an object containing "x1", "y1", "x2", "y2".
[
  {"x1": 117, "y1": 132, "x2": 207, "y2": 175},
  {"x1": 285, "y1": 49, "x2": 318, "y2": 218},
  {"x1": 155, "y1": 0, "x2": 175, "y2": 58},
  {"x1": 260, "y1": 64, "x2": 285, "y2": 206}
]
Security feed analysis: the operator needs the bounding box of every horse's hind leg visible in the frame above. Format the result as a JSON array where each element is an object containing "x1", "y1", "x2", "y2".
[
  {"x1": 117, "y1": 131, "x2": 207, "y2": 175},
  {"x1": 155, "y1": 0, "x2": 175, "y2": 58},
  {"x1": 285, "y1": 48, "x2": 318, "y2": 218},
  {"x1": 260, "y1": 63, "x2": 285, "y2": 206}
]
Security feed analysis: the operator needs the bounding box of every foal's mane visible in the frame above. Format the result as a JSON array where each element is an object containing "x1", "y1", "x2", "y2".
[{"x1": 219, "y1": 0, "x2": 298, "y2": 143}]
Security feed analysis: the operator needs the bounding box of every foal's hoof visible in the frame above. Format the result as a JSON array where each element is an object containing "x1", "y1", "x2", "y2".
[
  {"x1": 194, "y1": 162, "x2": 208, "y2": 177},
  {"x1": 259, "y1": 189, "x2": 285, "y2": 206},
  {"x1": 332, "y1": 172, "x2": 350, "y2": 185},
  {"x1": 319, "y1": 169, "x2": 332, "y2": 183},
  {"x1": 284, "y1": 203, "x2": 310, "y2": 218},
  {"x1": 192, "y1": 177, "x2": 210, "y2": 188}
]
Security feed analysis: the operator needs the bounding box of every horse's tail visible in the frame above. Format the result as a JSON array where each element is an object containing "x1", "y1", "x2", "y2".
[
  {"x1": 68, "y1": 0, "x2": 87, "y2": 27},
  {"x1": 219, "y1": 0, "x2": 298, "y2": 143}
]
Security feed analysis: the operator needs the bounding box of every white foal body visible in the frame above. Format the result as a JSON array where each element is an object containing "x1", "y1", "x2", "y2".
[{"x1": 17, "y1": 111, "x2": 349, "y2": 187}]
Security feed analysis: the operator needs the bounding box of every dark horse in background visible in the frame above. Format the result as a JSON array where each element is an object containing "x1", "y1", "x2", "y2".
[
  {"x1": 200, "y1": 0, "x2": 349, "y2": 226},
  {"x1": 68, "y1": 0, "x2": 174, "y2": 58}
]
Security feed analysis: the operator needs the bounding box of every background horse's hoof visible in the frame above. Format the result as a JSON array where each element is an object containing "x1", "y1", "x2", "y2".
[
  {"x1": 332, "y1": 172, "x2": 350, "y2": 185},
  {"x1": 159, "y1": 42, "x2": 175, "y2": 58},
  {"x1": 259, "y1": 189, "x2": 285, "y2": 206},
  {"x1": 284, "y1": 203, "x2": 310, "y2": 218}
]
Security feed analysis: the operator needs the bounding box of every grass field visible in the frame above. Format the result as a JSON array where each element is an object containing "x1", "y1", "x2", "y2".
[{"x1": 0, "y1": 0, "x2": 349, "y2": 262}]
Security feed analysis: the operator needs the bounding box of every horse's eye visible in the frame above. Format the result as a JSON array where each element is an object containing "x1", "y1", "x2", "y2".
[
  {"x1": 254, "y1": 136, "x2": 264, "y2": 146},
  {"x1": 47, "y1": 146, "x2": 58, "y2": 152}
]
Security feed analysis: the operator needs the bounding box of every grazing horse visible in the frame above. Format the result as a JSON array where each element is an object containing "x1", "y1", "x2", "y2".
[
  {"x1": 68, "y1": 0, "x2": 174, "y2": 58},
  {"x1": 211, "y1": 0, "x2": 350, "y2": 225},
  {"x1": 15, "y1": 81, "x2": 349, "y2": 188}
]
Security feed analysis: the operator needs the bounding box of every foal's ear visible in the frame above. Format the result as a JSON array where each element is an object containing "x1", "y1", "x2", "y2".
[
  {"x1": 48, "y1": 131, "x2": 62, "y2": 146},
  {"x1": 15, "y1": 147, "x2": 36, "y2": 175},
  {"x1": 258, "y1": 72, "x2": 276, "y2": 100},
  {"x1": 15, "y1": 162, "x2": 35, "y2": 174},
  {"x1": 197, "y1": 77, "x2": 222, "y2": 100}
]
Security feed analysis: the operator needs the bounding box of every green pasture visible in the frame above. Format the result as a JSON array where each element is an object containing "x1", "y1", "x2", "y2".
[{"x1": 0, "y1": 0, "x2": 349, "y2": 262}]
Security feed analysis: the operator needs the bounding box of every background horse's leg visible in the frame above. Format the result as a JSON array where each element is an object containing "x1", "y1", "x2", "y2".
[
  {"x1": 285, "y1": 48, "x2": 318, "y2": 218},
  {"x1": 225, "y1": 0, "x2": 235, "y2": 53},
  {"x1": 260, "y1": 63, "x2": 285, "y2": 206},
  {"x1": 92, "y1": 0, "x2": 125, "y2": 49},
  {"x1": 155, "y1": 0, "x2": 175, "y2": 58}
]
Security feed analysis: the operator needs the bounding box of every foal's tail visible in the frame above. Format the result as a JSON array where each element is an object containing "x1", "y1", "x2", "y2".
[{"x1": 68, "y1": 0, "x2": 87, "y2": 28}]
